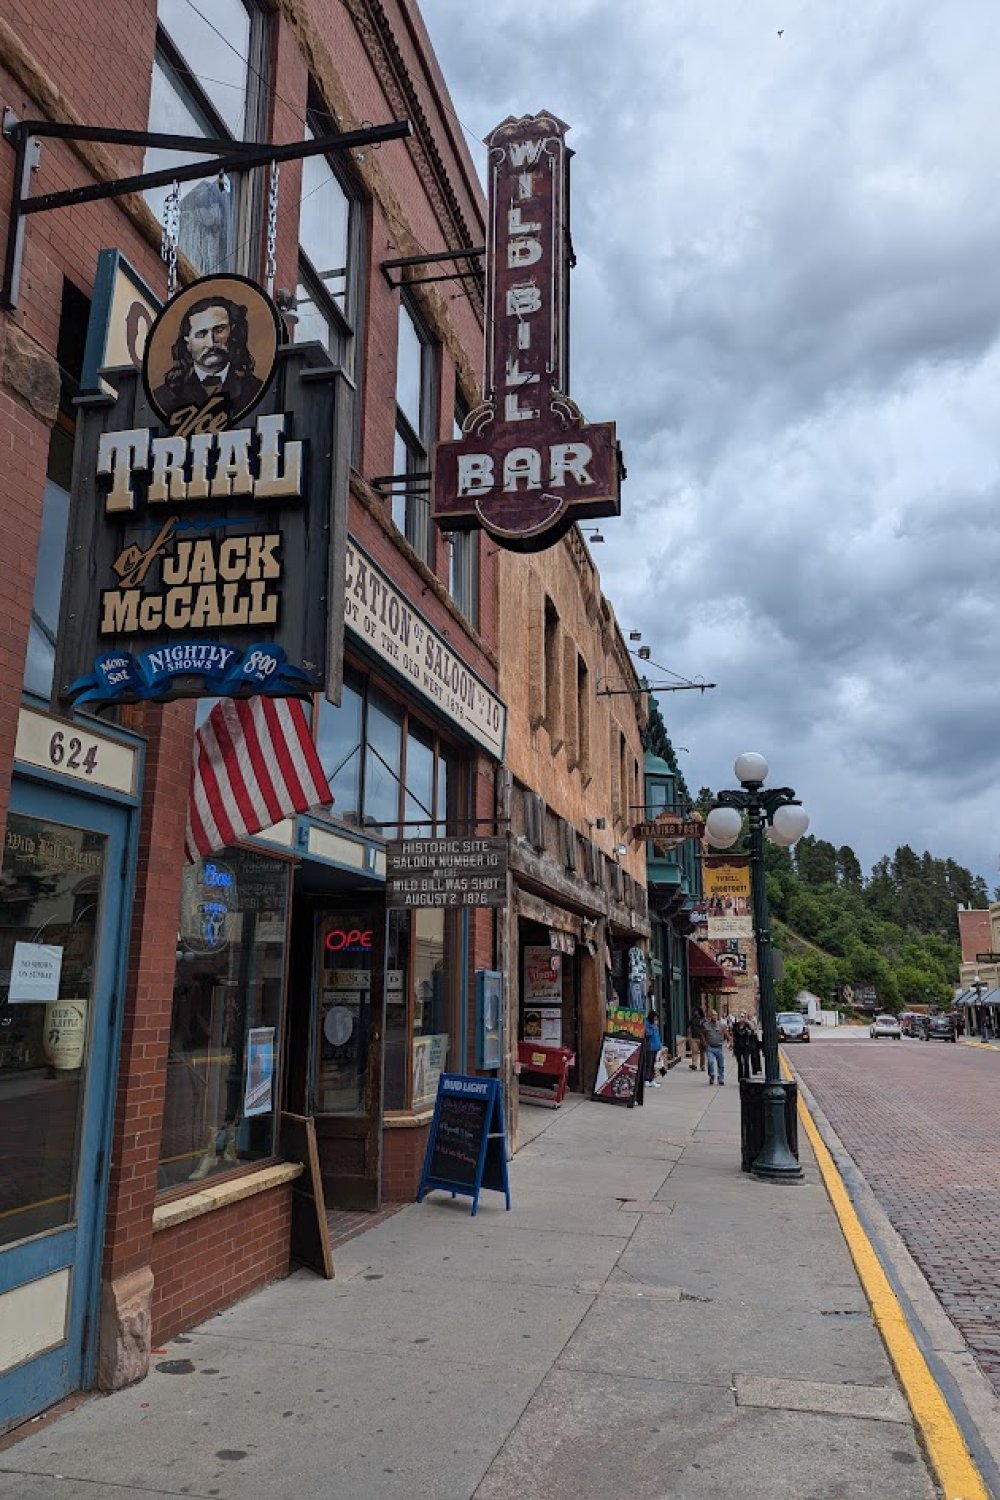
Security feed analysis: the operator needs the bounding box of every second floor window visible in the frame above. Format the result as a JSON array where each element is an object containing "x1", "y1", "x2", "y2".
[
  {"x1": 296, "y1": 118, "x2": 361, "y2": 376},
  {"x1": 145, "y1": 0, "x2": 264, "y2": 276},
  {"x1": 393, "y1": 301, "x2": 436, "y2": 564}
]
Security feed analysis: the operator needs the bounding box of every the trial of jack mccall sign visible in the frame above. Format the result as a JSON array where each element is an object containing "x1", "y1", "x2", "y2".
[{"x1": 54, "y1": 276, "x2": 351, "y2": 708}]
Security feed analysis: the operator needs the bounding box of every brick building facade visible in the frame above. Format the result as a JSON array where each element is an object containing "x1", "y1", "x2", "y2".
[
  {"x1": 0, "y1": 0, "x2": 501, "y2": 1432},
  {"x1": 496, "y1": 533, "x2": 650, "y2": 1120}
]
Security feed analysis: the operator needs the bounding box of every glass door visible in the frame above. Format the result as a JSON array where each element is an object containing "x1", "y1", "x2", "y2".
[
  {"x1": 311, "y1": 904, "x2": 385, "y2": 1210},
  {"x1": 0, "y1": 780, "x2": 129, "y2": 1432}
]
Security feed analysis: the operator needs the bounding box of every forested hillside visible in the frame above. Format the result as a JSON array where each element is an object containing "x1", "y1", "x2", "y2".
[
  {"x1": 751, "y1": 831, "x2": 980, "y2": 1011},
  {"x1": 641, "y1": 695, "x2": 985, "y2": 1012}
]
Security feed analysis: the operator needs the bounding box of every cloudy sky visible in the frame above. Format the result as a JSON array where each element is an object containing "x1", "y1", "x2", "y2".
[{"x1": 419, "y1": 0, "x2": 1000, "y2": 883}]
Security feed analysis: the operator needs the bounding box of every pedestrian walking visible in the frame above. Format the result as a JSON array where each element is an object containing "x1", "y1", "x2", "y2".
[
  {"x1": 733, "y1": 1014, "x2": 752, "y2": 1081},
  {"x1": 644, "y1": 1009, "x2": 663, "y2": 1087},
  {"x1": 702, "y1": 1009, "x2": 726, "y2": 1086},
  {"x1": 688, "y1": 1009, "x2": 706, "y2": 1072},
  {"x1": 748, "y1": 1018, "x2": 763, "y2": 1076}
]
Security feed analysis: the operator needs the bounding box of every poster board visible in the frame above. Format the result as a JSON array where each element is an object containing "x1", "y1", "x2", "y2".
[
  {"x1": 703, "y1": 855, "x2": 753, "y2": 939},
  {"x1": 279, "y1": 1113, "x2": 334, "y2": 1279},
  {"x1": 592, "y1": 1034, "x2": 642, "y2": 1107},
  {"x1": 417, "y1": 1074, "x2": 511, "y2": 1216}
]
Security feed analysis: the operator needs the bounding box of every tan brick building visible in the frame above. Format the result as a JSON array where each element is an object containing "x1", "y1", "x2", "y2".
[{"x1": 496, "y1": 531, "x2": 650, "y2": 1117}]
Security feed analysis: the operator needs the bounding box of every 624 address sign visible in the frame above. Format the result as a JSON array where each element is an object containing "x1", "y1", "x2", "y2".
[{"x1": 48, "y1": 730, "x2": 99, "y2": 776}]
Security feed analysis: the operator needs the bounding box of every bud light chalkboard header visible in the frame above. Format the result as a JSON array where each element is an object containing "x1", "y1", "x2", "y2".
[{"x1": 417, "y1": 1074, "x2": 511, "y2": 1217}]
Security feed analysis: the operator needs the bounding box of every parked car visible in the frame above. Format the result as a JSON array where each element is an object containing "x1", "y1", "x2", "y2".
[
  {"x1": 900, "y1": 1012, "x2": 922, "y2": 1037},
  {"x1": 923, "y1": 1012, "x2": 957, "y2": 1042},
  {"x1": 777, "y1": 1012, "x2": 810, "y2": 1043},
  {"x1": 870, "y1": 1013, "x2": 901, "y2": 1040}
]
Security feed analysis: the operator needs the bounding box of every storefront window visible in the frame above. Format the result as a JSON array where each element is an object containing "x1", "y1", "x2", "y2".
[
  {"x1": 384, "y1": 909, "x2": 409, "y2": 1110},
  {"x1": 0, "y1": 813, "x2": 106, "y2": 1247},
  {"x1": 412, "y1": 909, "x2": 448, "y2": 1108},
  {"x1": 316, "y1": 673, "x2": 364, "y2": 823},
  {"x1": 159, "y1": 849, "x2": 289, "y2": 1192},
  {"x1": 364, "y1": 690, "x2": 402, "y2": 834},
  {"x1": 404, "y1": 725, "x2": 435, "y2": 837}
]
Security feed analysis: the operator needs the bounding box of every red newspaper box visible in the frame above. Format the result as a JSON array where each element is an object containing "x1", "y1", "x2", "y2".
[{"x1": 517, "y1": 1042, "x2": 576, "y2": 1107}]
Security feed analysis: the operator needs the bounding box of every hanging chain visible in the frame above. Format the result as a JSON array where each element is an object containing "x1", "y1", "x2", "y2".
[
  {"x1": 161, "y1": 180, "x2": 180, "y2": 300},
  {"x1": 265, "y1": 160, "x2": 280, "y2": 298}
]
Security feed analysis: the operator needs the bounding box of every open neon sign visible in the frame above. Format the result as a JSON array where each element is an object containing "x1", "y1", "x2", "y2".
[{"x1": 325, "y1": 927, "x2": 373, "y2": 953}]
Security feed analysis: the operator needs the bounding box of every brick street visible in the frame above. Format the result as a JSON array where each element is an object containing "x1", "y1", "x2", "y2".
[{"x1": 793, "y1": 1035, "x2": 1000, "y2": 1395}]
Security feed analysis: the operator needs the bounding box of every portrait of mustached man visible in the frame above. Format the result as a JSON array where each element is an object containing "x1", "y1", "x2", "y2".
[{"x1": 153, "y1": 295, "x2": 264, "y2": 426}]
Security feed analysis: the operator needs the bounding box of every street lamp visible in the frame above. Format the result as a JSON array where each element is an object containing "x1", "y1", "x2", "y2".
[
  {"x1": 705, "y1": 753, "x2": 809, "y2": 1183},
  {"x1": 971, "y1": 974, "x2": 989, "y2": 1042}
]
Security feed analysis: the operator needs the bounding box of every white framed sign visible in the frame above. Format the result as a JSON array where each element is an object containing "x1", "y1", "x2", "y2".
[{"x1": 344, "y1": 540, "x2": 506, "y2": 759}]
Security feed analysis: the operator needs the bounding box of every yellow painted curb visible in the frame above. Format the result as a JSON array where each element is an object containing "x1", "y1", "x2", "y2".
[{"x1": 781, "y1": 1053, "x2": 989, "y2": 1500}]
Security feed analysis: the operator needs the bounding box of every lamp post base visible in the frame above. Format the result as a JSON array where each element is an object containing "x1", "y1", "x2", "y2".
[{"x1": 751, "y1": 1082, "x2": 803, "y2": 1182}]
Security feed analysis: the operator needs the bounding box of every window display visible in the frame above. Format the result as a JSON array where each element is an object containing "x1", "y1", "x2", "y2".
[
  {"x1": 159, "y1": 850, "x2": 289, "y2": 1191},
  {"x1": 0, "y1": 813, "x2": 106, "y2": 1246}
]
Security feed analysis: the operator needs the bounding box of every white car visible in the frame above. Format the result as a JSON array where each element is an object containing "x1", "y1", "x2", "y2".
[{"x1": 870, "y1": 1014, "x2": 901, "y2": 1040}]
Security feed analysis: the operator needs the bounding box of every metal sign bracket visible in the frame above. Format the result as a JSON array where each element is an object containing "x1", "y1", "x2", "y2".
[{"x1": 1, "y1": 114, "x2": 411, "y2": 310}]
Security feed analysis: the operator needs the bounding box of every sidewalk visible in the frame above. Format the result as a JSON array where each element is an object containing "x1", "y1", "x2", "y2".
[{"x1": 0, "y1": 1068, "x2": 941, "y2": 1500}]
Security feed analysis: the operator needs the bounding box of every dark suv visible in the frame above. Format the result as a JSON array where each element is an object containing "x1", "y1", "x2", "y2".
[{"x1": 923, "y1": 1012, "x2": 957, "y2": 1042}]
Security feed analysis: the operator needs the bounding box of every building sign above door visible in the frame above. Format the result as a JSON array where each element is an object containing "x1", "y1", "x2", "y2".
[
  {"x1": 53, "y1": 276, "x2": 351, "y2": 708},
  {"x1": 432, "y1": 112, "x2": 622, "y2": 552},
  {"x1": 385, "y1": 837, "x2": 508, "y2": 909},
  {"x1": 344, "y1": 540, "x2": 506, "y2": 759},
  {"x1": 633, "y1": 812, "x2": 704, "y2": 850}
]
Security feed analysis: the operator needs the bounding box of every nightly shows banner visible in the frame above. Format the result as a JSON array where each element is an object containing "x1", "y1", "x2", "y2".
[
  {"x1": 53, "y1": 274, "x2": 351, "y2": 707},
  {"x1": 432, "y1": 112, "x2": 622, "y2": 552}
]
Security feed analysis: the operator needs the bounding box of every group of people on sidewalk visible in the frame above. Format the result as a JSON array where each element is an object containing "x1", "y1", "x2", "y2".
[
  {"x1": 641, "y1": 1007, "x2": 765, "y2": 1091},
  {"x1": 686, "y1": 1009, "x2": 763, "y2": 1086}
]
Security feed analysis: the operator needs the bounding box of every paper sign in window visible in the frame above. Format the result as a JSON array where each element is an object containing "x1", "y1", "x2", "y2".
[{"x1": 9, "y1": 943, "x2": 63, "y2": 1003}]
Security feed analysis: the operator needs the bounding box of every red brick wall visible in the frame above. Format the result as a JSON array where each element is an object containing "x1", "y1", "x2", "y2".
[
  {"x1": 101, "y1": 701, "x2": 195, "y2": 1288},
  {"x1": 959, "y1": 908, "x2": 992, "y2": 965},
  {"x1": 383, "y1": 1123, "x2": 429, "y2": 1201},
  {"x1": 0, "y1": 381, "x2": 48, "y2": 839},
  {"x1": 150, "y1": 1185, "x2": 293, "y2": 1344}
]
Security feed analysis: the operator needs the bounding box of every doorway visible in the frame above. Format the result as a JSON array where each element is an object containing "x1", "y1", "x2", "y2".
[
  {"x1": 0, "y1": 779, "x2": 130, "y2": 1431},
  {"x1": 288, "y1": 896, "x2": 385, "y2": 1211}
]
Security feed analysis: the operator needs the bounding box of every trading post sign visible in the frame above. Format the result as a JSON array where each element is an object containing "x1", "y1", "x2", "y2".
[
  {"x1": 432, "y1": 112, "x2": 622, "y2": 552},
  {"x1": 54, "y1": 274, "x2": 351, "y2": 707},
  {"x1": 633, "y1": 811, "x2": 704, "y2": 851}
]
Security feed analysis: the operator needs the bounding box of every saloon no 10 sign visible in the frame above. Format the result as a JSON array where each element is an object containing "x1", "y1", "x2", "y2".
[{"x1": 53, "y1": 275, "x2": 352, "y2": 708}]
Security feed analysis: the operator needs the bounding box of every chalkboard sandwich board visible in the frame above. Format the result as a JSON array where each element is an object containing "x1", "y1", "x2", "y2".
[{"x1": 417, "y1": 1073, "x2": 511, "y2": 1216}]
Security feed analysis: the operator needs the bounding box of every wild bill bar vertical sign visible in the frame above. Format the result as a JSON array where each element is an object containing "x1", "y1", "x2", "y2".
[
  {"x1": 54, "y1": 274, "x2": 351, "y2": 706},
  {"x1": 433, "y1": 112, "x2": 622, "y2": 551}
]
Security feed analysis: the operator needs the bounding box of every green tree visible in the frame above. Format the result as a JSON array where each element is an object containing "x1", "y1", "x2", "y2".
[{"x1": 836, "y1": 845, "x2": 863, "y2": 889}]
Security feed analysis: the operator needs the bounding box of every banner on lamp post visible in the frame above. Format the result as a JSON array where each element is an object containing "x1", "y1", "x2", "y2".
[{"x1": 703, "y1": 855, "x2": 753, "y2": 939}]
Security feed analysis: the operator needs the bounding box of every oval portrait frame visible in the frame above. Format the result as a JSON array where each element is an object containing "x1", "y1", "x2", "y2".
[{"x1": 142, "y1": 272, "x2": 281, "y2": 430}]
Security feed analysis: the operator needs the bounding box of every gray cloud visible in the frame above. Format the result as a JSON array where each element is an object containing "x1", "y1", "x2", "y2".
[{"x1": 421, "y1": 0, "x2": 1000, "y2": 881}]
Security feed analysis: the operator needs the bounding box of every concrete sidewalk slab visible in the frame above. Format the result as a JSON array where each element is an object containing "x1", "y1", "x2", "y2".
[
  {"x1": 471, "y1": 1367, "x2": 932, "y2": 1500},
  {"x1": 560, "y1": 1287, "x2": 891, "y2": 1386},
  {"x1": 0, "y1": 1068, "x2": 939, "y2": 1500},
  {"x1": 207, "y1": 1265, "x2": 594, "y2": 1370}
]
